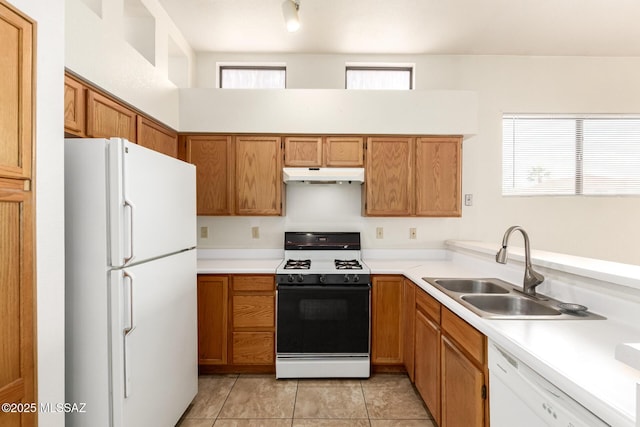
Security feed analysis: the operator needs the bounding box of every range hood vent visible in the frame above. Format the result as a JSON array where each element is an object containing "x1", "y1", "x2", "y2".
[{"x1": 283, "y1": 167, "x2": 365, "y2": 184}]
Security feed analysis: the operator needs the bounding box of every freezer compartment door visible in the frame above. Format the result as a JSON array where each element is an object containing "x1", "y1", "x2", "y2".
[
  {"x1": 109, "y1": 138, "x2": 196, "y2": 267},
  {"x1": 110, "y1": 250, "x2": 197, "y2": 427}
]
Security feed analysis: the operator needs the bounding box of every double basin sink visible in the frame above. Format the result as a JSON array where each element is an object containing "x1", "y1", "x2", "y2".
[{"x1": 423, "y1": 277, "x2": 605, "y2": 320}]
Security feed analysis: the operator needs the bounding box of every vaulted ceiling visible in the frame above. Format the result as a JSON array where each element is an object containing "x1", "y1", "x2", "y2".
[{"x1": 158, "y1": 0, "x2": 640, "y2": 56}]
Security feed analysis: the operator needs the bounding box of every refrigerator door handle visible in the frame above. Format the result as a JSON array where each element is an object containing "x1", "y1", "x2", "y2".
[
  {"x1": 123, "y1": 199, "x2": 135, "y2": 265},
  {"x1": 123, "y1": 270, "x2": 135, "y2": 398}
]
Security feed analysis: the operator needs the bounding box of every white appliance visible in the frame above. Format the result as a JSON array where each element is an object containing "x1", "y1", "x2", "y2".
[
  {"x1": 64, "y1": 138, "x2": 198, "y2": 426},
  {"x1": 488, "y1": 341, "x2": 609, "y2": 427},
  {"x1": 275, "y1": 232, "x2": 371, "y2": 379},
  {"x1": 282, "y1": 167, "x2": 365, "y2": 183}
]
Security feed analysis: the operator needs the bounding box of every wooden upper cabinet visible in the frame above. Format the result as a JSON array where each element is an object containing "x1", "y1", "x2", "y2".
[
  {"x1": 185, "y1": 135, "x2": 234, "y2": 215},
  {"x1": 235, "y1": 136, "x2": 282, "y2": 216},
  {"x1": 64, "y1": 75, "x2": 86, "y2": 137},
  {"x1": 137, "y1": 116, "x2": 177, "y2": 158},
  {"x1": 284, "y1": 136, "x2": 322, "y2": 167},
  {"x1": 86, "y1": 89, "x2": 137, "y2": 142},
  {"x1": 0, "y1": 4, "x2": 33, "y2": 181},
  {"x1": 325, "y1": 136, "x2": 364, "y2": 167},
  {"x1": 416, "y1": 137, "x2": 462, "y2": 217},
  {"x1": 365, "y1": 137, "x2": 414, "y2": 216}
]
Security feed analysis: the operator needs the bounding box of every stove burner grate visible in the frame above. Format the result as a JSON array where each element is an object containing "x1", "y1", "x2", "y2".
[
  {"x1": 334, "y1": 259, "x2": 363, "y2": 270},
  {"x1": 283, "y1": 259, "x2": 311, "y2": 270}
]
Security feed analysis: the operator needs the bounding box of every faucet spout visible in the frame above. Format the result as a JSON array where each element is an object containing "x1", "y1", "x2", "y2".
[{"x1": 495, "y1": 226, "x2": 545, "y2": 296}]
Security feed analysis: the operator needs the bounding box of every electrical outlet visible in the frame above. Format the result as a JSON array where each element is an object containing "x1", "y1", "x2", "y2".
[
  {"x1": 376, "y1": 227, "x2": 384, "y2": 239},
  {"x1": 200, "y1": 226, "x2": 209, "y2": 239},
  {"x1": 465, "y1": 194, "x2": 473, "y2": 206},
  {"x1": 409, "y1": 228, "x2": 417, "y2": 239},
  {"x1": 251, "y1": 226, "x2": 260, "y2": 239}
]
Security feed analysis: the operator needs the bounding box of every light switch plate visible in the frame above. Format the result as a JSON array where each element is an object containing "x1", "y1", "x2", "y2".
[{"x1": 376, "y1": 227, "x2": 384, "y2": 239}]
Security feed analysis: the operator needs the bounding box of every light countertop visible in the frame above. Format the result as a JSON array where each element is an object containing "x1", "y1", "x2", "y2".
[{"x1": 197, "y1": 245, "x2": 640, "y2": 426}]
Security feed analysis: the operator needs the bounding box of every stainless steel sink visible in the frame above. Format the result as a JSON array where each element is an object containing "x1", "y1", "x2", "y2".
[
  {"x1": 432, "y1": 278, "x2": 510, "y2": 294},
  {"x1": 422, "y1": 277, "x2": 605, "y2": 320},
  {"x1": 461, "y1": 294, "x2": 561, "y2": 316}
]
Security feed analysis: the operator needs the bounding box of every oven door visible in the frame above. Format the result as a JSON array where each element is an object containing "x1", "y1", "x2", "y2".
[{"x1": 276, "y1": 284, "x2": 370, "y2": 356}]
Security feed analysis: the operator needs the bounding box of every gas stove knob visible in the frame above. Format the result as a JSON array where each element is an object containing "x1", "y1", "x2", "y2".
[
  {"x1": 353, "y1": 275, "x2": 360, "y2": 282},
  {"x1": 296, "y1": 274, "x2": 304, "y2": 283},
  {"x1": 287, "y1": 274, "x2": 294, "y2": 283},
  {"x1": 319, "y1": 275, "x2": 326, "y2": 283},
  {"x1": 343, "y1": 274, "x2": 350, "y2": 282}
]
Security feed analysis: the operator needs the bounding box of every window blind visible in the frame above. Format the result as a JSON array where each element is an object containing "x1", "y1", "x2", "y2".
[
  {"x1": 219, "y1": 66, "x2": 286, "y2": 89},
  {"x1": 502, "y1": 115, "x2": 640, "y2": 196},
  {"x1": 345, "y1": 67, "x2": 412, "y2": 90}
]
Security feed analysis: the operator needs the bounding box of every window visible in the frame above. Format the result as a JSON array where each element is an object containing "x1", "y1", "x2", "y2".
[
  {"x1": 345, "y1": 66, "x2": 413, "y2": 90},
  {"x1": 502, "y1": 115, "x2": 640, "y2": 196},
  {"x1": 219, "y1": 66, "x2": 286, "y2": 89}
]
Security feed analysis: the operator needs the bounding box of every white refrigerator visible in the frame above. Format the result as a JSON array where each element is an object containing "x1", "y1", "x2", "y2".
[{"x1": 65, "y1": 138, "x2": 198, "y2": 426}]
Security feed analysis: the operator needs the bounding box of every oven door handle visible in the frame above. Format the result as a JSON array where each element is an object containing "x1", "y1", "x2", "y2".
[{"x1": 277, "y1": 284, "x2": 371, "y2": 291}]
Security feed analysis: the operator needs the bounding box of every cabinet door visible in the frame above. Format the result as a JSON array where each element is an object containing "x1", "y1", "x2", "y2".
[
  {"x1": 283, "y1": 136, "x2": 322, "y2": 167},
  {"x1": 86, "y1": 89, "x2": 137, "y2": 141},
  {"x1": 231, "y1": 332, "x2": 274, "y2": 365},
  {"x1": 185, "y1": 135, "x2": 234, "y2": 215},
  {"x1": 0, "y1": 4, "x2": 33, "y2": 180},
  {"x1": 197, "y1": 275, "x2": 228, "y2": 365},
  {"x1": 64, "y1": 75, "x2": 86, "y2": 137},
  {"x1": 325, "y1": 136, "x2": 364, "y2": 167},
  {"x1": 136, "y1": 116, "x2": 177, "y2": 158},
  {"x1": 416, "y1": 137, "x2": 462, "y2": 217},
  {"x1": 235, "y1": 136, "x2": 282, "y2": 216},
  {"x1": 402, "y1": 279, "x2": 416, "y2": 382},
  {"x1": 365, "y1": 137, "x2": 414, "y2": 216},
  {"x1": 0, "y1": 180, "x2": 35, "y2": 427},
  {"x1": 232, "y1": 295, "x2": 275, "y2": 329},
  {"x1": 371, "y1": 276, "x2": 403, "y2": 365},
  {"x1": 441, "y1": 335, "x2": 485, "y2": 427},
  {"x1": 415, "y1": 309, "x2": 441, "y2": 425}
]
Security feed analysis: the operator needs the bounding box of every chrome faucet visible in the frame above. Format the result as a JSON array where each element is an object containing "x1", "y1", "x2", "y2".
[{"x1": 496, "y1": 226, "x2": 545, "y2": 296}]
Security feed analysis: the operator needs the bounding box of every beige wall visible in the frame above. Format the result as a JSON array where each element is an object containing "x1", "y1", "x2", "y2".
[{"x1": 194, "y1": 53, "x2": 640, "y2": 265}]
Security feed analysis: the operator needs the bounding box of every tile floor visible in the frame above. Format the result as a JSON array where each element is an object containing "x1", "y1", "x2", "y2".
[{"x1": 177, "y1": 374, "x2": 436, "y2": 427}]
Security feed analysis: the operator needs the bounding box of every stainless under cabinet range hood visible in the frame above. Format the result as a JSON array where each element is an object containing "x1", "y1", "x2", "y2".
[{"x1": 283, "y1": 167, "x2": 365, "y2": 184}]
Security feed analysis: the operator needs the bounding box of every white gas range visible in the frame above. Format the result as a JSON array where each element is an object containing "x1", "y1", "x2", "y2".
[{"x1": 275, "y1": 232, "x2": 371, "y2": 379}]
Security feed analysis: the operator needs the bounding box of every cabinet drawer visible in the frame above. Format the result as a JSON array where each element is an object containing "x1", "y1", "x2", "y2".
[
  {"x1": 416, "y1": 288, "x2": 441, "y2": 323},
  {"x1": 232, "y1": 332, "x2": 274, "y2": 364},
  {"x1": 441, "y1": 307, "x2": 485, "y2": 366},
  {"x1": 232, "y1": 275, "x2": 275, "y2": 292},
  {"x1": 232, "y1": 295, "x2": 274, "y2": 328}
]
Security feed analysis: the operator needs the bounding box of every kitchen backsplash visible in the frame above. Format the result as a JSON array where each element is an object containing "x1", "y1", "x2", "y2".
[{"x1": 197, "y1": 184, "x2": 463, "y2": 249}]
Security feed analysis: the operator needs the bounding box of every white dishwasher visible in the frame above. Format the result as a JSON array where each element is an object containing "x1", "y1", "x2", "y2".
[{"x1": 488, "y1": 341, "x2": 610, "y2": 427}]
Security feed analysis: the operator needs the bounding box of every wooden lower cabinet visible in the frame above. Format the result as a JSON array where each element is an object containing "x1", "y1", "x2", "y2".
[
  {"x1": 441, "y1": 335, "x2": 485, "y2": 427},
  {"x1": 232, "y1": 332, "x2": 274, "y2": 365},
  {"x1": 402, "y1": 278, "x2": 416, "y2": 381},
  {"x1": 371, "y1": 275, "x2": 404, "y2": 366},
  {"x1": 415, "y1": 309, "x2": 441, "y2": 425},
  {"x1": 197, "y1": 275, "x2": 229, "y2": 365},
  {"x1": 198, "y1": 274, "x2": 275, "y2": 373},
  {"x1": 410, "y1": 283, "x2": 488, "y2": 427}
]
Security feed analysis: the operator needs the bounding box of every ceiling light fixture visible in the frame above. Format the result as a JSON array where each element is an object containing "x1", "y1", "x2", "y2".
[{"x1": 282, "y1": 0, "x2": 301, "y2": 32}]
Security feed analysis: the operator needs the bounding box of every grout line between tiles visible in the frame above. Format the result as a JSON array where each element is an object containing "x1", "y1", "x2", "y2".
[{"x1": 213, "y1": 374, "x2": 239, "y2": 423}]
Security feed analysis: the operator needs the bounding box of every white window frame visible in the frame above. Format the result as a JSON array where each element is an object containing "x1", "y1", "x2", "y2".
[
  {"x1": 217, "y1": 63, "x2": 287, "y2": 89},
  {"x1": 502, "y1": 114, "x2": 640, "y2": 197},
  {"x1": 345, "y1": 63, "x2": 414, "y2": 90}
]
